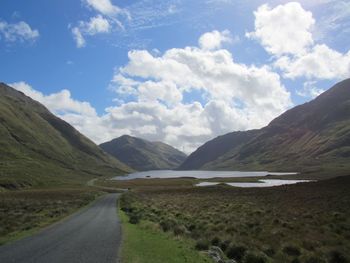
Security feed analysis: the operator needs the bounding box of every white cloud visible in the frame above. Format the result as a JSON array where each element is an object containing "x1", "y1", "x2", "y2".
[
  {"x1": 11, "y1": 82, "x2": 97, "y2": 116},
  {"x1": 246, "y1": 2, "x2": 315, "y2": 56},
  {"x1": 72, "y1": 27, "x2": 86, "y2": 48},
  {"x1": 10, "y1": 81, "x2": 109, "y2": 144},
  {"x1": 248, "y1": 2, "x2": 350, "y2": 88},
  {"x1": 10, "y1": 31, "x2": 292, "y2": 153},
  {"x1": 296, "y1": 80, "x2": 325, "y2": 98},
  {"x1": 109, "y1": 31, "x2": 292, "y2": 152},
  {"x1": 137, "y1": 81, "x2": 183, "y2": 106},
  {"x1": 71, "y1": 15, "x2": 111, "y2": 48},
  {"x1": 84, "y1": 15, "x2": 111, "y2": 34},
  {"x1": 71, "y1": 0, "x2": 128, "y2": 48},
  {"x1": 275, "y1": 44, "x2": 350, "y2": 80},
  {"x1": 0, "y1": 20, "x2": 39, "y2": 43},
  {"x1": 198, "y1": 30, "x2": 232, "y2": 50},
  {"x1": 85, "y1": 0, "x2": 123, "y2": 16}
]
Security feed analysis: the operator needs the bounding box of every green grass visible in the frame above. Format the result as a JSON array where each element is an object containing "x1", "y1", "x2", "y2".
[
  {"x1": 118, "y1": 175, "x2": 350, "y2": 263},
  {"x1": 0, "y1": 188, "x2": 102, "y2": 245},
  {"x1": 0, "y1": 83, "x2": 131, "y2": 190},
  {"x1": 119, "y1": 210, "x2": 211, "y2": 263}
]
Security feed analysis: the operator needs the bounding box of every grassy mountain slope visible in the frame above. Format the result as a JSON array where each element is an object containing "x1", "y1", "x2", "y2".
[
  {"x1": 179, "y1": 130, "x2": 259, "y2": 170},
  {"x1": 0, "y1": 83, "x2": 131, "y2": 188},
  {"x1": 100, "y1": 135, "x2": 187, "y2": 171},
  {"x1": 181, "y1": 79, "x2": 350, "y2": 177}
]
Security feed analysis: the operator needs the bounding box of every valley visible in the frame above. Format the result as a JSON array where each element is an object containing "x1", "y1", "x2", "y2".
[
  {"x1": 0, "y1": 79, "x2": 349, "y2": 263},
  {"x1": 1, "y1": 1, "x2": 350, "y2": 262}
]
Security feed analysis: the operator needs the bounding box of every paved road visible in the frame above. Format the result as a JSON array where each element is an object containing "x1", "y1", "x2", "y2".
[{"x1": 0, "y1": 194, "x2": 121, "y2": 263}]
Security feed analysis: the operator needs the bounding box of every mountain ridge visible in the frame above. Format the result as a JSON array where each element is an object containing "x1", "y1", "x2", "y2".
[
  {"x1": 100, "y1": 135, "x2": 187, "y2": 171},
  {"x1": 179, "y1": 79, "x2": 350, "y2": 177}
]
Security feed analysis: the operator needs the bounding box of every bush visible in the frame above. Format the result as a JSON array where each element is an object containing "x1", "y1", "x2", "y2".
[
  {"x1": 129, "y1": 213, "x2": 140, "y2": 224},
  {"x1": 219, "y1": 239, "x2": 231, "y2": 252},
  {"x1": 263, "y1": 247, "x2": 275, "y2": 257},
  {"x1": 195, "y1": 239, "x2": 209, "y2": 251},
  {"x1": 329, "y1": 250, "x2": 348, "y2": 263},
  {"x1": 283, "y1": 245, "x2": 301, "y2": 256},
  {"x1": 304, "y1": 256, "x2": 326, "y2": 263},
  {"x1": 173, "y1": 225, "x2": 186, "y2": 236},
  {"x1": 211, "y1": 236, "x2": 221, "y2": 246},
  {"x1": 160, "y1": 219, "x2": 176, "y2": 232},
  {"x1": 226, "y1": 245, "x2": 247, "y2": 261},
  {"x1": 243, "y1": 252, "x2": 267, "y2": 263},
  {"x1": 187, "y1": 224, "x2": 196, "y2": 231}
]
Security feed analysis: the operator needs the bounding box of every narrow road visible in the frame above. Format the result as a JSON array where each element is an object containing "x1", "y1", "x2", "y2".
[{"x1": 0, "y1": 194, "x2": 121, "y2": 263}]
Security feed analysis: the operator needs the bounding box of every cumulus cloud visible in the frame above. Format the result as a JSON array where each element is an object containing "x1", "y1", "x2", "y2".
[
  {"x1": 11, "y1": 31, "x2": 292, "y2": 153},
  {"x1": 198, "y1": 30, "x2": 232, "y2": 50},
  {"x1": 72, "y1": 15, "x2": 111, "y2": 48},
  {"x1": 0, "y1": 20, "x2": 39, "y2": 43},
  {"x1": 109, "y1": 30, "x2": 292, "y2": 152},
  {"x1": 246, "y1": 2, "x2": 315, "y2": 56},
  {"x1": 11, "y1": 82, "x2": 97, "y2": 116},
  {"x1": 248, "y1": 2, "x2": 350, "y2": 97},
  {"x1": 71, "y1": 0, "x2": 128, "y2": 47},
  {"x1": 275, "y1": 44, "x2": 350, "y2": 80}
]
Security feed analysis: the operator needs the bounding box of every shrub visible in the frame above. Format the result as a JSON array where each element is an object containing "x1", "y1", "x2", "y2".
[
  {"x1": 211, "y1": 236, "x2": 221, "y2": 246},
  {"x1": 243, "y1": 252, "x2": 267, "y2": 263},
  {"x1": 129, "y1": 213, "x2": 140, "y2": 224},
  {"x1": 304, "y1": 256, "x2": 326, "y2": 263},
  {"x1": 263, "y1": 247, "x2": 275, "y2": 257},
  {"x1": 187, "y1": 224, "x2": 196, "y2": 231},
  {"x1": 283, "y1": 245, "x2": 301, "y2": 256},
  {"x1": 160, "y1": 219, "x2": 175, "y2": 232},
  {"x1": 219, "y1": 239, "x2": 231, "y2": 252},
  {"x1": 329, "y1": 250, "x2": 348, "y2": 263},
  {"x1": 195, "y1": 239, "x2": 209, "y2": 251},
  {"x1": 226, "y1": 245, "x2": 247, "y2": 261},
  {"x1": 173, "y1": 225, "x2": 186, "y2": 236}
]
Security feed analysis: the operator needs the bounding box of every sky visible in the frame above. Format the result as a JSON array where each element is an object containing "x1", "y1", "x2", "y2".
[{"x1": 0, "y1": 0, "x2": 350, "y2": 153}]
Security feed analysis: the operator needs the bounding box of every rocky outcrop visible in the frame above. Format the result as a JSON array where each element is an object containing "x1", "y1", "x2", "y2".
[{"x1": 208, "y1": 246, "x2": 237, "y2": 263}]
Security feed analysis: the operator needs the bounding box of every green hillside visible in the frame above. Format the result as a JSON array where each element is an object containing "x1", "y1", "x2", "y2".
[
  {"x1": 0, "y1": 83, "x2": 132, "y2": 189},
  {"x1": 180, "y1": 79, "x2": 350, "y2": 177},
  {"x1": 100, "y1": 135, "x2": 187, "y2": 171}
]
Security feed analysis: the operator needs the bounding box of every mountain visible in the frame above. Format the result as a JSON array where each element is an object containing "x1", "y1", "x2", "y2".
[
  {"x1": 100, "y1": 135, "x2": 187, "y2": 171},
  {"x1": 0, "y1": 83, "x2": 132, "y2": 189},
  {"x1": 179, "y1": 79, "x2": 350, "y2": 176},
  {"x1": 179, "y1": 130, "x2": 259, "y2": 170}
]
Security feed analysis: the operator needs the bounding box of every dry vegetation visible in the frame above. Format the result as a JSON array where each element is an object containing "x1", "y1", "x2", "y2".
[
  {"x1": 0, "y1": 188, "x2": 101, "y2": 244},
  {"x1": 120, "y1": 175, "x2": 350, "y2": 263}
]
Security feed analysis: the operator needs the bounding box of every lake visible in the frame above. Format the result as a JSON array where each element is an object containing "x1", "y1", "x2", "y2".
[
  {"x1": 113, "y1": 170, "x2": 298, "y2": 180},
  {"x1": 196, "y1": 179, "x2": 313, "y2": 188}
]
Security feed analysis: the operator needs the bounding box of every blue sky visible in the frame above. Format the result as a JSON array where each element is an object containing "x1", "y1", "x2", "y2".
[{"x1": 1, "y1": 0, "x2": 349, "y2": 153}]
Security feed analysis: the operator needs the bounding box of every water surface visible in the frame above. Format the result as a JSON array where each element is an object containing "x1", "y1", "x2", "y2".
[
  {"x1": 113, "y1": 170, "x2": 298, "y2": 181},
  {"x1": 196, "y1": 179, "x2": 313, "y2": 188}
]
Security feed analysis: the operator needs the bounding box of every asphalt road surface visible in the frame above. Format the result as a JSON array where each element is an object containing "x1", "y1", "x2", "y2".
[{"x1": 0, "y1": 194, "x2": 121, "y2": 263}]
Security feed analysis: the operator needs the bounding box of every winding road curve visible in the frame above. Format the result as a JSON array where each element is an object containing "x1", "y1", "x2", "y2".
[{"x1": 0, "y1": 194, "x2": 121, "y2": 263}]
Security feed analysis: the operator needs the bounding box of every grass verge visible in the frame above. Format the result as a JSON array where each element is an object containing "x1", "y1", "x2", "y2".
[{"x1": 119, "y1": 208, "x2": 211, "y2": 263}]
